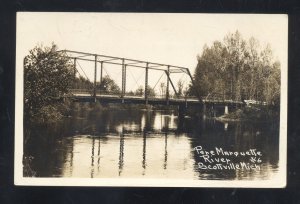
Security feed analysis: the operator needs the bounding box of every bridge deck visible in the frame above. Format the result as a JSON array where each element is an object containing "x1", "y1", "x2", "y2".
[{"x1": 66, "y1": 93, "x2": 244, "y2": 106}]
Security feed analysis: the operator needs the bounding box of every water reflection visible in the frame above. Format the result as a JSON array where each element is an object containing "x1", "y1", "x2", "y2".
[{"x1": 24, "y1": 105, "x2": 279, "y2": 180}]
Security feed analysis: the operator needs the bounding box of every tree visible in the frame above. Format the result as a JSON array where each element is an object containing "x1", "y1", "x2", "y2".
[
  {"x1": 193, "y1": 41, "x2": 228, "y2": 98},
  {"x1": 191, "y1": 30, "x2": 280, "y2": 105},
  {"x1": 146, "y1": 85, "x2": 156, "y2": 97},
  {"x1": 134, "y1": 86, "x2": 144, "y2": 96},
  {"x1": 97, "y1": 75, "x2": 121, "y2": 94},
  {"x1": 73, "y1": 76, "x2": 93, "y2": 90},
  {"x1": 244, "y1": 37, "x2": 260, "y2": 100},
  {"x1": 134, "y1": 85, "x2": 156, "y2": 97},
  {"x1": 24, "y1": 44, "x2": 74, "y2": 120},
  {"x1": 159, "y1": 82, "x2": 166, "y2": 97},
  {"x1": 223, "y1": 31, "x2": 247, "y2": 101},
  {"x1": 177, "y1": 80, "x2": 184, "y2": 97}
]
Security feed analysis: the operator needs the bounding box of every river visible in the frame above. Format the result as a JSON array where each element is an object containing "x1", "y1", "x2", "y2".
[{"x1": 23, "y1": 104, "x2": 279, "y2": 180}]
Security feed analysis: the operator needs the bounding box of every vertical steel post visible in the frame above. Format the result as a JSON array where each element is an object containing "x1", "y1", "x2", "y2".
[
  {"x1": 100, "y1": 61, "x2": 103, "y2": 84},
  {"x1": 124, "y1": 65, "x2": 126, "y2": 96},
  {"x1": 73, "y1": 58, "x2": 77, "y2": 77},
  {"x1": 121, "y1": 59, "x2": 125, "y2": 98},
  {"x1": 73, "y1": 58, "x2": 76, "y2": 91},
  {"x1": 145, "y1": 62, "x2": 149, "y2": 105},
  {"x1": 166, "y1": 65, "x2": 170, "y2": 105},
  {"x1": 94, "y1": 55, "x2": 97, "y2": 100},
  {"x1": 99, "y1": 61, "x2": 103, "y2": 95}
]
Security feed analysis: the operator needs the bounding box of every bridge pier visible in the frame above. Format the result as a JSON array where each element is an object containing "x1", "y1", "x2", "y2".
[{"x1": 224, "y1": 105, "x2": 229, "y2": 115}]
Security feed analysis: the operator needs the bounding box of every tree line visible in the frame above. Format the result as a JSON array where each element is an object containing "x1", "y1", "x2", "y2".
[
  {"x1": 72, "y1": 75, "x2": 157, "y2": 97},
  {"x1": 189, "y1": 31, "x2": 280, "y2": 106}
]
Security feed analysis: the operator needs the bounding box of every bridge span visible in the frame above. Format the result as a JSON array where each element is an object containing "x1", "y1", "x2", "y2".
[{"x1": 59, "y1": 50, "x2": 245, "y2": 116}]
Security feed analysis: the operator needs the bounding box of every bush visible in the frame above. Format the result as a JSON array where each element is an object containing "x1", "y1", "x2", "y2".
[
  {"x1": 33, "y1": 105, "x2": 63, "y2": 123},
  {"x1": 222, "y1": 106, "x2": 279, "y2": 121},
  {"x1": 24, "y1": 43, "x2": 74, "y2": 122}
]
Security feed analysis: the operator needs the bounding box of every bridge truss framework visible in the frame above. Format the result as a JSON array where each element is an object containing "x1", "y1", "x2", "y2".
[{"x1": 59, "y1": 50, "x2": 196, "y2": 104}]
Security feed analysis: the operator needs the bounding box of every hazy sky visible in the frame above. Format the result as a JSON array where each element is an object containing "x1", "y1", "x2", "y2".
[{"x1": 16, "y1": 13, "x2": 288, "y2": 93}]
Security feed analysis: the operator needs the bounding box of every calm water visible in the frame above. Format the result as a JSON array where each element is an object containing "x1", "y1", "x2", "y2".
[{"x1": 23, "y1": 105, "x2": 279, "y2": 180}]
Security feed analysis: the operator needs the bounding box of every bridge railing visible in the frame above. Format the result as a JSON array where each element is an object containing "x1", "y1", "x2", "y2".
[
  {"x1": 201, "y1": 92, "x2": 244, "y2": 104},
  {"x1": 68, "y1": 89, "x2": 200, "y2": 101}
]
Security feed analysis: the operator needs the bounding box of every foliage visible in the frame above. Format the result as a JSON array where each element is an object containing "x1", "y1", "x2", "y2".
[
  {"x1": 24, "y1": 44, "x2": 74, "y2": 121},
  {"x1": 177, "y1": 80, "x2": 184, "y2": 97},
  {"x1": 23, "y1": 156, "x2": 36, "y2": 177},
  {"x1": 97, "y1": 75, "x2": 121, "y2": 94},
  {"x1": 134, "y1": 85, "x2": 156, "y2": 97},
  {"x1": 221, "y1": 106, "x2": 280, "y2": 121},
  {"x1": 134, "y1": 86, "x2": 144, "y2": 96},
  {"x1": 146, "y1": 85, "x2": 156, "y2": 97},
  {"x1": 159, "y1": 82, "x2": 166, "y2": 97},
  {"x1": 73, "y1": 76, "x2": 93, "y2": 90},
  {"x1": 191, "y1": 31, "x2": 280, "y2": 106}
]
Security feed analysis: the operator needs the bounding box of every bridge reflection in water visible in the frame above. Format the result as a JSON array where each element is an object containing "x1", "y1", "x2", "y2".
[
  {"x1": 24, "y1": 108, "x2": 279, "y2": 180},
  {"x1": 61, "y1": 111, "x2": 196, "y2": 179}
]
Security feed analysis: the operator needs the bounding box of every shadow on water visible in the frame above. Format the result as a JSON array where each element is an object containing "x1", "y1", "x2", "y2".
[{"x1": 23, "y1": 103, "x2": 279, "y2": 180}]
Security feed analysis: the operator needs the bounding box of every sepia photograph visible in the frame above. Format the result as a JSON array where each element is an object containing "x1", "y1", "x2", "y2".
[{"x1": 14, "y1": 13, "x2": 287, "y2": 187}]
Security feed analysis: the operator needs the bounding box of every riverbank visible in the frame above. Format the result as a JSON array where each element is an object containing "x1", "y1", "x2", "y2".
[{"x1": 216, "y1": 105, "x2": 280, "y2": 122}]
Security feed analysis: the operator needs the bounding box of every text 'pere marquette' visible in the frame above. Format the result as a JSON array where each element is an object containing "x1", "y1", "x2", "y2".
[{"x1": 194, "y1": 146, "x2": 263, "y2": 171}]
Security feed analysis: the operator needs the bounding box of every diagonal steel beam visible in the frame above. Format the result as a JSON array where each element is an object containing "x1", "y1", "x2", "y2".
[{"x1": 164, "y1": 70, "x2": 178, "y2": 97}]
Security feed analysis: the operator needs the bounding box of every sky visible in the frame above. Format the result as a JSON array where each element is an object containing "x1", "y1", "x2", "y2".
[{"x1": 16, "y1": 13, "x2": 288, "y2": 94}]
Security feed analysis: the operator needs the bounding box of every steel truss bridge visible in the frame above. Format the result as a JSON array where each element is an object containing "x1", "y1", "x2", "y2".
[{"x1": 59, "y1": 50, "x2": 244, "y2": 109}]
